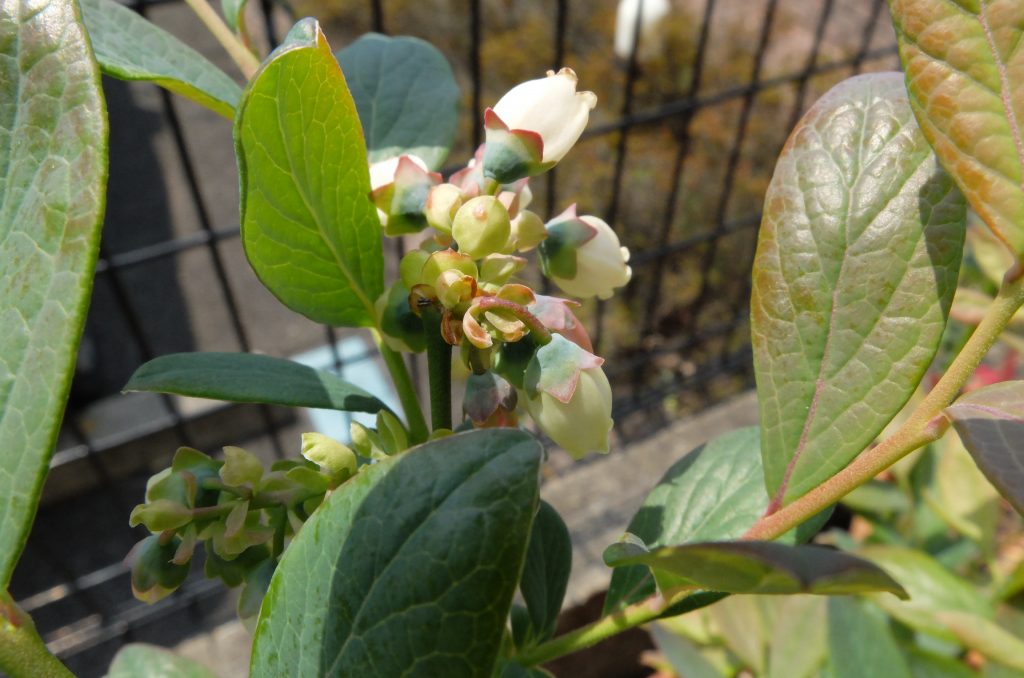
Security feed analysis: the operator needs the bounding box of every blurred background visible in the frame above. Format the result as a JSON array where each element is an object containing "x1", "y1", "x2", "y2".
[{"x1": 7, "y1": 1, "x2": 901, "y2": 675}]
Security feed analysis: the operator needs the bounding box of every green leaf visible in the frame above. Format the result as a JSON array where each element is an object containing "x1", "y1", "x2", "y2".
[
  {"x1": 766, "y1": 596, "x2": 827, "y2": 678},
  {"x1": 826, "y1": 597, "x2": 913, "y2": 678},
  {"x1": 648, "y1": 623, "x2": 725, "y2": 678},
  {"x1": 945, "y1": 380, "x2": 1024, "y2": 515},
  {"x1": 858, "y1": 545, "x2": 993, "y2": 642},
  {"x1": 903, "y1": 647, "x2": 978, "y2": 678},
  {"x1": 106, "y1": 643, "x2": 218, "y2": 678},
  {"x1": 125, "y1": 352, "x2": 388, "y2": 414},
  {"x1": 841, "y1": 480, "x2": 911, "y2": 516},
  {"x1": 221, "y1": 0, "x2": 248, "y2": 33},
  {"x1": 937, "y1": 611, "x2": 1024, "y2": 671},
  {"x1": 0, "y1": 0, "x2": 107, "y2": 588},
  {"x1": 603, "y1": 428, "x2": 829, "y2": 614},
  {"x1": 925, "y1": 433, "x2": 1000, "y2": 547},
  {"x1": 80, "y1": 0, "x2": 241, "y2": 119},
  {"x1": 889, "y1": 0, "x2": 1024, "y2": 254},
  {"x1": 519, "y1": 500, "x2": 571, "y2": 644},
  {"x1": 603, "y1": 540, "x2": 908, "y2": 600},
  {"x1": 752, "y1": 72, "x2": 966, "y2": 505},
  {"x1": 235, "y1": 19, "x2": 383, "y2": 327},
  {"x1": 251, "y1": 429, "x2": 541, "y2": 677},
  {"x1": 337, "y1": 33, "x2": 459, "y2": 170}
]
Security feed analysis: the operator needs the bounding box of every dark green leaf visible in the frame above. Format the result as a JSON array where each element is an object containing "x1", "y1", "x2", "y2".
[
  {"x1": 107, "y1": 643, "x2": 218, "y2": 678},
  {"x1": 519, "y1": 500, "x2": 571, "y2": 644},
  {"x1": 80, "y1": 0, "x2": 241, "y2": 118},
  {"x1": 752, "y1": 72, "x2": 965, "y2": 505},
  {"x1": 235, "y1": 19, "x2": 383, "y2": 327},
  {"x1": 889, "y1": 0, "x2": 1024, "y2": 253},
  {"x1": 251, "y1": 429, "x2": 542, "y2": 677},
  {"x1": 945, "y1": 380, "x2": 1024, "y2": 515},
  {"x1": 826, "y1": 597, "x2": 912, "y2": 678},
  {"x1": 0, "y1": 0, "x2": 107, "y2": 587},
  {"x1": 603, "y1": 428, "x2": 825, "y2": 614},
  {"x1": 125, "y1": 352, "x2": 388, "y2": 414},
  {"x1": 494, "y1": 662, "x2": 554, "y2": 678},
  {"x1": 604, "y1": 541, "x2": 908, "y2": 599},
  {"x1": 337, "y1": 33, "x2": 459, "y2": 169}
]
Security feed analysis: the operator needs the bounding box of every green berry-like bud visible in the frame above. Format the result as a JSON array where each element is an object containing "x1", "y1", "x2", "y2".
[
  {"x1": 425, "y1": 183, "x2": 463, "y2": 234},
  {"x1": 128, "y1": 535, "x2": 191, "y2": 603},
  {"x1": 420, "y1": 249, "x2": 478, "y2": 287},
  {"x1": 452, "y1": 196, "x2": 511, "y2": 259},
  {"x1": 509, "y1": 210, "x2": 547, "y2": 251},
  {"x1": 399, "y1": 249, "x2": 431, "y2": 289}
]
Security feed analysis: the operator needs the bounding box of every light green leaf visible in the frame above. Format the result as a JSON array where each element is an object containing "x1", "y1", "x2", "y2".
[
  {"x1": 518, "y1": 500, "x2": 571, "y2": 644},
  {"x1": 106, "y1": 643, "x2": 218, "y2": 678},
  {"x1": 221, "y1": 0, "x2": 248, "y2": 34},
  {"x1": 926, "y1": 433, "x2": 1000, "y2": 547},
  {"x1": 235, "y1": 18, "x2": 383, "y2": 327},
  {"x1": 903, "y1": 647, "x2": 978, "y2": 678},
  {"x1": 125, "y1": 352, "x2": 388, "y2": 414},
  {"x1": 251, "y1": 429, "x2": 541, "y2": 677},
  {"x1": 649, "y1": 623, "x2": 725, "y2": 678},
  {"x1": 945, "y1": 380, "x2": 1024, "y2": 515},
  {"x1": 603, "y1": 428, "x2": 829, "y2": 613},
  {"x1": 859, "y1": 545, "x2": 993, "y2": 642},
  {"x1": 0, "y1": 0, "x2": 107, "y2": 587},
  {"x1": 603, "y1": 541, "x2": 908, "y2": 600},
  {"x1": 766, "y1": 596, "x2": 827, "y2": 678},
  {"x1": 889, "y1": 0, "x2": 1024, "y2": 253},
  {"x1": 752, "y1": 72, "x2": 965, "y2": 504},
  {"x1": 826, "y1": 597, "x2": 913, "y2": 678},
  {"x1": 337, "y1": 33, "x2": 459, "y2": 170},
  {"x1": 937, "y1": 611, "x2": 1024, "y2": 671},
  {"x1": 80, "y1": 0, "x2": 241, "y2": 119}
]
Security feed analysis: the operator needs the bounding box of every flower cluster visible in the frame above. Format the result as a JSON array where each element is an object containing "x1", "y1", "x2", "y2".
[
  {"x1": 125, "y1": 417, "x2": 403, "y2": 614},
  {"x1": 372, "y1": 68, "x2": 631, "y2": 457}
]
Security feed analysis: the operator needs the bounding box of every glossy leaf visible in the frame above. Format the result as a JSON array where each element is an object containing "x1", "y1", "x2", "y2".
[
  {"x1": 251, "y1": 429, "x2": 541, "y2": 677},
  {"x1": 80, "y1": 0, "x2": 241, "y2": 119},
  {"x1": 889, "y1": 0, "x2": 1024, "y2": 253},
  {"x1": 125, "y1": 352, "x2": 388, "y2": 414},
  {"x1": 337, "y1": 33, "x2": 459, "y2": 169},
  {"x1": 518, "y1": 500, "x2": 571, "y2": 644},
  {"x1": 826, "y1": 597, "x2": 913, "y2": 678},
  {"x1": 107, "y1": 644, "x2": 218, "y2": 678},
  {"x1": 235, "y1": 19, "x2": 383, "y2": 327},
  {"x1": 945, "y1": 380, "x2": 1024, "y2": 515},
  {"x1": 603, "y1": 540, "x2": 908, "y2": 600},
  {"x1": 0, "y1": 0, "x2": 107, "y2": 587},
  {"x1": 603, "y1": 428, "x2": 828, "y2": 613},
  {"x1": 752, "y1": 72, "x2": 966, "y2": 504}
]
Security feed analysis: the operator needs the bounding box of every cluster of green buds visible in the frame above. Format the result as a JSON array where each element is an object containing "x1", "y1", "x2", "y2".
[
  {"x1": 373, "y1": 68, "x2": 631, "y2": 457},
  {"x1": 125, "y1": 419, "x2": 405, "y2": 624}
]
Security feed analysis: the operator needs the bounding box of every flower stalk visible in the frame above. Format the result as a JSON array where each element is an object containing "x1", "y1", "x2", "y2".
[
  {"x1": 421, "y1": 306, "x2": 453, "y2": 431},
  {"x1": 0, "y1": 592, "x2": 73, "y2": 678}
]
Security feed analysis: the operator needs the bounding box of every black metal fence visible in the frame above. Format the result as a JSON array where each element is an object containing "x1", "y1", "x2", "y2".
[{"x1": 7, "y1": 0, "x2": 900, "y2": 674}]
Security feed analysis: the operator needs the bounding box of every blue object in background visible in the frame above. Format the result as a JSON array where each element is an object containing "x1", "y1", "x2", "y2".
[{"x1": 290, "y1": 337, "x2": 399, "y2": 443}]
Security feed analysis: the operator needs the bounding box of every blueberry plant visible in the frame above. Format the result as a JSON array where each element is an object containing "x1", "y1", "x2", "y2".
[{"x1": 2, "y1": 0, "x2": 1024, "y2": 676}]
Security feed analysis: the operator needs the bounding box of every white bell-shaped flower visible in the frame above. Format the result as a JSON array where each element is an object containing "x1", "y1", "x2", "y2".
[
  {"x1": 614, "y1": 0, "x2": 671, "y2": 62},
  {"x1": 483, "y1": 69, "x2": 597, "y2": 183},
  {"x1": 539, "y1": 206, "x2": 632, "y2": 300}
]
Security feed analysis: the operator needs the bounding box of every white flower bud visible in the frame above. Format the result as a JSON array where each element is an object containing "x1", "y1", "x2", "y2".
[
  {"x1": 527, "y1": 364, "x2": 613, "y2": 458},
  {"x1": 539, "y1": 207, "x2": 632, "y2": 300},
  {"x1": 614, "y1": 0, "x2": 671, "y2": 62}
]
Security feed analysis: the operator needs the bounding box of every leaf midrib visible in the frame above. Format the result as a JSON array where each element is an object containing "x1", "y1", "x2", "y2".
[
  {"x1": 325, "y1": 446, "x2": 522, "y2": 674},
  {"x1": 268, "y1": 47, "x2": 375, "y2": 321}
]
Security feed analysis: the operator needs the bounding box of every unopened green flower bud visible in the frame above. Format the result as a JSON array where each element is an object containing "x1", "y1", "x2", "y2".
[
  {"x1": 425, "y1": 183, "x2": 464, "y2": 233},
  {"x1": 508, "y1": 210, "x2": 547, "y2": 251},
  {"x1": 301, "y1": 432, "x2": 357, "y2": 482},
  {"x1": 129, "y1": 499, "x2": 193, "y2": 532},
  {"x1": 420, "y1": 249, "x2": 478, "y2": 287},
  {"x1": 436, "y1": 269, "x2": 477, "y2": 309},
  {"x1": 480, "y1": 254, "x2": 526, "y2": 286},
  {"x1": 128, "y1": 535, "x2": 191, "y2": 603},
  {"x1": 452, "y1": 196, "x2": 511, "y2": 259},
  {"x1": 219, "y1": 446, "x2": 263, "y2": 487},
  {"x1": 399, "y1": 249, "x2": 431, "y2": 289}
]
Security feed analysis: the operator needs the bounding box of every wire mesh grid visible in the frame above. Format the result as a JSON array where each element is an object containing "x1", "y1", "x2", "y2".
[{"x1": 6, "y1": 0, "x2": 901, "y2": 674}]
